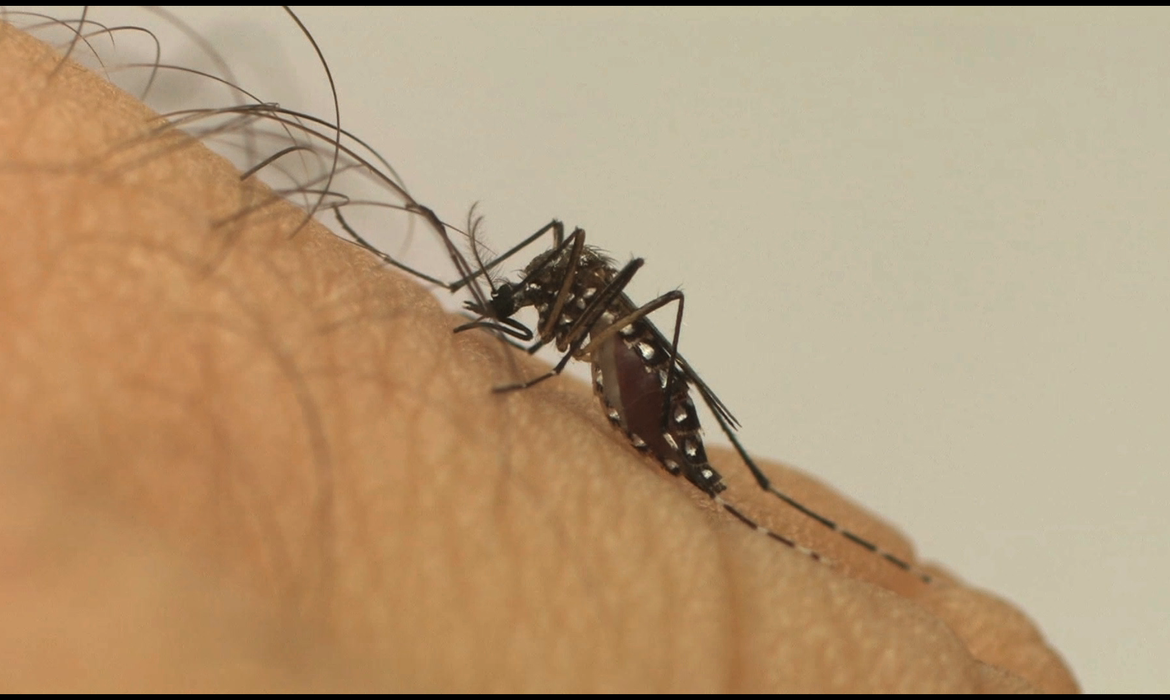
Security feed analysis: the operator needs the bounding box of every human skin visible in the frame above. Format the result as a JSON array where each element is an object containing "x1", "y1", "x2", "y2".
[{"x1": 0, "y1": 24, "x2": 1077, "y2": 692}]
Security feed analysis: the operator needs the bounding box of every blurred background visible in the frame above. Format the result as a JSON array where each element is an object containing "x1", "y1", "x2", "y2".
[{"x1": 14, "y1": 7, "x2": 1170, "y2": 693}]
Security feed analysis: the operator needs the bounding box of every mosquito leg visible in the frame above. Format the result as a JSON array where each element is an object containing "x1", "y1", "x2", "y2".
[
  {"x1": 576, "y1": 290, "x2": 682, "y2": 357},
  {"x1": 542, "y1": 257, "x2": 645, "y2": 355},
  {"x1": 451, "y1": 219, "x2": 567, "y2": 292},
  {"x1": 341, "y1": 200, "x2": 492, "y2": 312},
  {"x1": 492, "y1": 333, "x2": 533, "y2": 352},
  {"x1": 576, "y1": 289, "x2": 686, "y2": 435},
  {"x1": 537, "y1": 228, "x2": 587, "y2": 341},
  {"x1": 453, "y1": 315, "x2": 534, "y2": 344},
  {"x1": 713, "y1": 493, "x2": 832, "y2": 567},
  {"x1": 490, "y1": 346, "x2": 578, "y2": 393},
  {"x1": 699, "y1": 396, "x2": 934, "y2": 584},
  {"x1": 575, "y1": 287, "x2": 688, "y2": 443},
  {"x1": 333, "y1": 208, "x2": 454, "y2": 288}
]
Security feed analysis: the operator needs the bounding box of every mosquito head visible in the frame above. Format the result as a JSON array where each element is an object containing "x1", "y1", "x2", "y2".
[
  {"x1": 457, "y1": 280, "x2": 535, "y2": 341},
  {"x1": 494, "y1": 281, "x2": 519, "y2": 316},
  {"x1": 465, "y1": 280, "x2": 526, "y2": 321}
]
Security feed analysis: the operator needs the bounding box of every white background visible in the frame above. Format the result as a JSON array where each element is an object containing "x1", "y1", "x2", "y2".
[{"x1": 21, "y1": 7, "x2": 1170, "y2": 693}]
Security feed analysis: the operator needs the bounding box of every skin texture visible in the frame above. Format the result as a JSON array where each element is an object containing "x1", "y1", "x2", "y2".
[{"x1": 0, "y1": 23, "x2": 1077, "y2": 692}]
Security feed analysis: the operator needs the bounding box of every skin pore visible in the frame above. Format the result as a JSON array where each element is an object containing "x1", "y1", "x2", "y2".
[{"x1": 0, "y1": 22, "x2": 1076, "y2": 692}]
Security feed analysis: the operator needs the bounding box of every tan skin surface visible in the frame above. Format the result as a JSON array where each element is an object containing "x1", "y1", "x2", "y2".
[{"x1": 0, "y1": 24, "x2": 1077, "y2": 692}]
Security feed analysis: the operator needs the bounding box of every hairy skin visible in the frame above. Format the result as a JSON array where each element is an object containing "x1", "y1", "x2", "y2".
[{"x1": 0, "y1": 24, "x2": 1076, "y2": 692}]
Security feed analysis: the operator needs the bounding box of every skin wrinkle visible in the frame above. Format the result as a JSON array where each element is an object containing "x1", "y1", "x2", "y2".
[{"x1": 0, "y1": 20, "x2": 1079, "y2": 692}]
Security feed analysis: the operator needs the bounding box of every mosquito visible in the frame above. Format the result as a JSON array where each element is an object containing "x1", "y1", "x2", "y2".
[{"x1": 337, "y1": 206, "x2": 933, "y2": 585}]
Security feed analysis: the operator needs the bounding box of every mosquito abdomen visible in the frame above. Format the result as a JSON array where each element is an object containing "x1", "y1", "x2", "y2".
[{"x1": 592, "y1": 319, "x2": 726, "y2": 497}]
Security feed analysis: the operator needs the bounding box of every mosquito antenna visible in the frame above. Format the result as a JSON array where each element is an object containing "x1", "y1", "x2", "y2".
[
  {"x1": 465, "y1": 204, "x2": 501, "y2": 295},
  {"x1": 706, "y1": 401, "x2": 931, "y2": 582}
]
